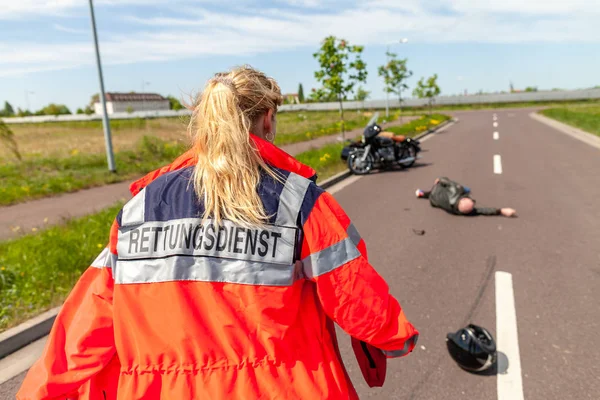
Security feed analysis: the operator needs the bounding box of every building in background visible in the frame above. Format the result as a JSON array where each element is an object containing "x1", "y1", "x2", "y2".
[
  {"x1": 93, "y1": 92, "x2": 170, "y2": 114},
  {"x1": 282, "y1": 93, "x2": 300, "y2": 104}
]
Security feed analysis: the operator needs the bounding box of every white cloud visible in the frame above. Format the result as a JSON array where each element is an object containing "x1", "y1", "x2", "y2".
[
  {"x1": 0, "y1": 0, "x2": 599, "y2": 77},
  {"x1": 53, "y1": 24, "x2": 87, "y2": 34}
]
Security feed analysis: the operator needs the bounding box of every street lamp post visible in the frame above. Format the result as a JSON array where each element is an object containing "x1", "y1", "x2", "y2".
[
  {"x1": 88, "y1": 0, "x2": 116, "y2": 173},
  {"x1": 385, "y1": 38, "x2": 408, "y2": 119}
]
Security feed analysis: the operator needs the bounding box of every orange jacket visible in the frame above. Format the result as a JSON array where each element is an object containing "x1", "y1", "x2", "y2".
[{"x1": 18, "y1": 134, "x2": 418, "y2": 400}]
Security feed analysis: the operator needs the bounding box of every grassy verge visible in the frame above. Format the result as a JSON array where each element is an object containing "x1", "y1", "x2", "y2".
[
  {"x1": 2, "y1": 110, "x2": 382, "y2": 163},
  {"x1": 539, "y1": 106, "x2": 600, "y2": 137},
  {"x1": 296, "y1": 142, "x2": 347, "y2": 183},
  {"x1": 0, "y1": 109, "x2": 412, "y2": 206},
  {"x1": 0, "y1": 136, "x2": 187, "y2": 206},
  {"x1": 0, "y1": 203, "x2": 123, "y2": 331},
  {"x1": 381, "y1": 113, "x2": 451, "y2": 136}
]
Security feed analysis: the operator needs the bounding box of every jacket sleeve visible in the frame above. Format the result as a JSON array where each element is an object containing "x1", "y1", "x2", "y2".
[
  {"x1": 300, "y1": 192, "x2": 418, "y2": 358},
  {"x1": 17, "y1": 221, "x2": 119, "y2": 400}
]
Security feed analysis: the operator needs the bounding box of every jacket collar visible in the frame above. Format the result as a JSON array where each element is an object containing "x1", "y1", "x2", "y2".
[{"x1": 129, "y1": 133, "x2": 317, "y2": 196}]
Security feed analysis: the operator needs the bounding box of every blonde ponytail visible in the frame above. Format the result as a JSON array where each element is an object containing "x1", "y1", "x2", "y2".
[{"x1": 188, "y1": 66, "x2": 283, "y2": 227}]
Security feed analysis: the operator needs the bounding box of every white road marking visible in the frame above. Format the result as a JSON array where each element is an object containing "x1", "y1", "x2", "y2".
[
  {"x1": 493, "y1": 115, "x2": 498, "y2": 121},
  {"x1": 493, "y1": 132, "x2": 499, "y2": 140},
  {"x1": 494, "y1": 155, "x2": 502, "y2": 174},
  {"x1": 493, "y1": 121, "x2": 499, "y2": 128},
  {"x1": 496, "y1": 271, "x2": 525, "y2": 400}
]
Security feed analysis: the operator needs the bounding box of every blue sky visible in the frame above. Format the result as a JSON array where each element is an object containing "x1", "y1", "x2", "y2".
[{"x1": 1, "y1": 0, "x2": 599, "y2": 112}]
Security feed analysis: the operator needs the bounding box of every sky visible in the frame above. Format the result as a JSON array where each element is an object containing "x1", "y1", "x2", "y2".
[{"x1": 1, "y1": 0, "x2": 599, "y2": 113}]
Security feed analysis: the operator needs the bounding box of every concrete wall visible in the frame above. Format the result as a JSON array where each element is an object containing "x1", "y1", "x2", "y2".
[
  {"x1": 3, "y1": 89, "x2": 600, "y2": 124},
  {"x1": 93, "y1": 100, "x2": 170, "y2": 115}
]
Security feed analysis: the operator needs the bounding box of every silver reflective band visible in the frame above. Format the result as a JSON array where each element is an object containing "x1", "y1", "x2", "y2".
[
  {"x1": 275, "y1": 173, "x2": 310, "y2": 227},
  {"x1": 302, "y1": 237, "x2": 361, "y2": 279},
  {"x1": 382, "y1": 335, "x2": 419, "y2": 358},
  {"x1": 117, "y1": 218, "x2": 297, "y2": 266},
  {"x1": 121, "y1": 187, "x2": 146, "y2": 227},
  {"x1": 91, "y1": 247, "x2": 118, "y2": 269},
  {"x1": 115, "y1": 256, "x2": 296, "y2": 286},
  {"x1": 346, "y1": 223, "x2": 362, "y2": 246}
]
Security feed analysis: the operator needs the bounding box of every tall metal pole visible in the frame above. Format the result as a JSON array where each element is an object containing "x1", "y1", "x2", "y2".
[{"x1": 88, "y1": 0, "x2": 116, "y2": 172}]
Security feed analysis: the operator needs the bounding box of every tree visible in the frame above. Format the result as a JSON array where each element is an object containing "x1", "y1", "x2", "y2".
[
  {"x1": 3, "y1": 101, "x2": 15, "y2": 117},
  {"x1": 308, "y1": 87, "x2": 337, "y2": 103},
  {"x1": 378, "y1": 52, "x2": 412, "y2": 116},
  {"x1": 17, "y1": 108, "x2": 32, "y2": 117},
  {"x1": 36, "y1": 103, "x2": 72, "y2": 116},
  {"x1": 76, "y1": 108, "x2": 85, "y2": 114},
  {"x1": 89, "y1": 94, "x2": 100, "y2": 108},
  {"x1": 354, "y1": 86, "x2": 370, "y2": 101},
  {"x1": 524, "y1": 86, "x2": 538, "y2": 92},
  {"x1": 126, "y1": 105, "x2": 134, "y2": 114},
  {"x1": 313, "y1": 36, "x2": 367, "y2": 139},
  {"x1": 413, "y1": 74, "x2": 441, "y2": 115},
  {"x1": 167, "y1": 95, "x2": 183, "y2": 111},
  {"x1": 298, "y1": 83, "x2": 305, "y2": 103}
]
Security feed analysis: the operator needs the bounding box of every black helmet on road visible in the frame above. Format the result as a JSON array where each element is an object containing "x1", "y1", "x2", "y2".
[{"x1": 446, "y1": 324, "x2": 497, "y2": 372}]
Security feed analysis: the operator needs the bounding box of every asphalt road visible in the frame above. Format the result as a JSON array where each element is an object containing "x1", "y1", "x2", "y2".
[{"x1": 2, "y1": 108, "x2": 598, "y2": 399}]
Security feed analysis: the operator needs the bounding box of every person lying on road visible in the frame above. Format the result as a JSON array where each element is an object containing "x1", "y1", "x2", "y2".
[{"x1": 415, "y1": 177, "x2": 517, "y2": 217}]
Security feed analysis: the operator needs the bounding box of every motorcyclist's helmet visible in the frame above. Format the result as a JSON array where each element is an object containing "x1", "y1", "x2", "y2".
[{"x1": 446, "y1": 324, "x2": 497, "y2": 372}]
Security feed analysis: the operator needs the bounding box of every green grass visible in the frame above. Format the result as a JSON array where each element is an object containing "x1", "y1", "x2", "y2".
[
  {"x1": 1, "y1": 109, "x2": 415, "y2": 206},
  {"x1": 2, "y1": 110, "x2": 385, "y2": 163},
  {"x1": 379, "y1": 113, "x2": 451, "y2": 137},
  {"x1": 0, "y1": 203, "x2": 123, "y2": 331},
  {"x1": 0, "y1": 136, "x2": 187, "y2": 206},
  {"x1": 540, "y1": 105, "x2": 600, "y2": 136},
  {"x1": 295, "y1": 142, "x2": 347, "y2": 183}
]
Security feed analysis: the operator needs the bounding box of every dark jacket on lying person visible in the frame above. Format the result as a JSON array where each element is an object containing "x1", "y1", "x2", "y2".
[{"x1": 421, "y1": 177, "x2": 501, "y2": 216}]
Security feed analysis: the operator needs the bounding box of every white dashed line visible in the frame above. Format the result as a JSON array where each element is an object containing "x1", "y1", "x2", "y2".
[
  {"x1": 493, "y1": 115, "x2": 498, "y2": 121},
  {"x1": 493, "y1": 122, "x2": 499, "y2": 128},
  {"x1": 496, "y1": 271, "x2": 524, "y2": 400},
  {"x1": 494, "y1": 155, "x2": 502, "y2": 174},
  {"x1": 493, "y1": 132, "x2": 499, "y2": 140}
]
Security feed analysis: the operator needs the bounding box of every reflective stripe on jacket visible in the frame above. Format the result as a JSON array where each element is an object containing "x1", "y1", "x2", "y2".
[{"x1": 17, "y1": 134, "x2": 418, "y2": 400}]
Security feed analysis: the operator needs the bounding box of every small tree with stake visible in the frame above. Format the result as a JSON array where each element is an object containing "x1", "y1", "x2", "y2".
[
  {"x1": 313, "y1": 36, "x2": 367, "y2": 140},
  {"x1": 413, "y1": 74, "x2": 441, "y2": 116},
  {"x1": 378, "y1": 52, "x2": 412, "y2": 121}
]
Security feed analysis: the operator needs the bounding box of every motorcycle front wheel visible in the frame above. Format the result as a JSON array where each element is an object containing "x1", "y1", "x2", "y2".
[{"x1": 347, "y1": 150, "x2": 374, "y2": 175}]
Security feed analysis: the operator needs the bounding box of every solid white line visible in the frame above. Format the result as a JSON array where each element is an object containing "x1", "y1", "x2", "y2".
[
  {"x1": 493, "y1": 121, "x2": 499, "y2": 128},
  {"x1": 493, "y1": 155, "x2": 502, "y2": 174},
  {"x1": 495, "y1": 271, "x2": 525, "y2": 400},
  {"x1": 493, "y1": 132, "x2": 499, "y2": 140}
]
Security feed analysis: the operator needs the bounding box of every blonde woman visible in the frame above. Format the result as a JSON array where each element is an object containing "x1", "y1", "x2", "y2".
[{"x1": 18, "y1": 66, "x2": 418, "y2": 400}]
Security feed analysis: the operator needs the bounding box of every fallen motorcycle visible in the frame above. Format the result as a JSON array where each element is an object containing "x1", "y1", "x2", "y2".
[{"x1": 341, "y1": 121, "x2": 421, "y2": 175}]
